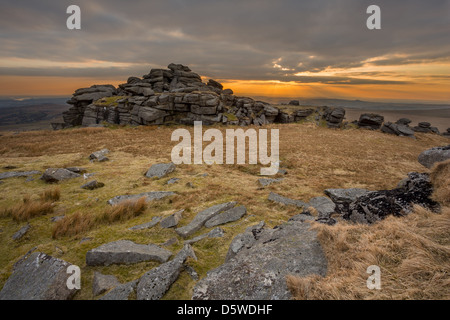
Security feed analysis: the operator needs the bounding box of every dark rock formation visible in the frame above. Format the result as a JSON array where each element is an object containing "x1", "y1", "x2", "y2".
[
  {"x1": 413, "y1": 122, "x2": 440, "y2": 134},
  {"x1": 358, "y1": 113, "x2": 384, "y2": 130},
  {"x1": 381, "y1": 121, "x2": 415, "y2": 138},
  {"x1": 342, "y1": 173, "x2": 439, "y2": 224},
  {"x1": 323, "y1": 107, "x2": 346, "y2": 128},
  {"x1": 40, "y1": 168, "x2": 81, "y2": 183}
]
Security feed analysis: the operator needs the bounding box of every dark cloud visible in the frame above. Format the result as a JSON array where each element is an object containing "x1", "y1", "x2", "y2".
[{"x1": 0, "y1": 0, "x2": 449, "y2": 82}]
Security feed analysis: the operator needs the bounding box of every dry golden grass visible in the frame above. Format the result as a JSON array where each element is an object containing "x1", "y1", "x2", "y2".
[
  {"x1": 430, "y1": 159, "x2": 450, "y2": 206},
  {"x1": 0, "y1": 124, "x2": 449, "y2": 299},
  {"x1": 287, "y1": 162, "x2": 450, "y2": 300},
  {"x1": 52, "y1": 197, "x2": 148, "y2": 238},
  {"x1": 39, "y1": 187, "x2": 61, "y2": 202}
]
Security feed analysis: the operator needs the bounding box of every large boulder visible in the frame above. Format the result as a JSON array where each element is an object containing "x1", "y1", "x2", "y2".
[
  {"x1": 41, "y1": 168, "x2": 81, "y2": 183},
  {"x1": 323, "y1": 107, "x2": 345, "y2": 128},
  {"x1": 381, "y1": 122, "x2": 415, "y2": 138},
  {"x1": 358, "y1": 113, "x2": 384, "y2": 130},
  {"x1": 0, "y1": 252, "x2": 78, "y2": 300},
  {"x1": 418, "y1": 145, "x2": 450, "y2": 169},
  {"x1": 192, "y1": 217, "x2": 327, "y2": 300},
  {"x1": 86, "y1": 240, "x2": 172, "y2": 266}
]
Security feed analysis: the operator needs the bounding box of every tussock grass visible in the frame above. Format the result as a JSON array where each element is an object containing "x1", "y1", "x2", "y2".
[
  {"x1": 430, "y1": 159, "x2": 450, "y2": 206},
  {"x1": 0, "y1": 188, "x2": 60, "y2": 222},
  {"x1": 52, "y1": 197, "x2": 148, "y2": 238}
]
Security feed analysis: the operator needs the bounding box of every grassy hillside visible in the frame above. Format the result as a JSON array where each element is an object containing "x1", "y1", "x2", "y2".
[{"x1": 0, "y1": 123, "x2": 448, "y2": 299}]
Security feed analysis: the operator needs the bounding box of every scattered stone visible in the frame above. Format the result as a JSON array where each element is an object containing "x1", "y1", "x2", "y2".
[
  {"x1": 185, "y1": 227, "x2": 225, "y2": 245},
  {"x1": 342, "y1": 172, "x2": 439, "y2": 224},
  {"x1": 204, "y1": 206, "x2": 247, "y2": 228},
  {"x1": 184, "y1": 265, "x2": 199, "y2": 281},
  {"x1": 129, "y1": 216, "x2": 162, "y2": 230},
  {"x1": 136, "y1": 245, "x2": 196, "y2": 300},
  {"x1": 160, "y1": 210, "x2": 184, "y2": 228},
  {"x1": 92, "y1": 272, "x2": 121, "y2": 296},
  {"x1": 107, "y1": 191, "x2": 175, "y2": 206},
  {"x1": 99, "y1": 280, "x2": 138, "y2": 300},
  {"x1": 162, "y1": 237, "x2": 178, "y2": 247},
  {"x1": 40, "y1": 168, "x2": 81, "y2": 183},
  {"x1": 166, "y1": 178, "x2": 180, "y2": 185},
  {"x1": 12, "y1": 224, "x2": 31, "y2": 241},
  {"x1": 225, "y1": 222, "x2": 265, "y2": 262},
  {"x1": 0, "y1": 171, "x2": 41, "y2": 180},
  {"x1": 258, "y1": 178, "x2": 284, "y2": 187},
  {"x1": 358, "y1": 113, "x2": 384, "y2": 130},
  {"x1": 145, "y1": 162, "x2": 176, "y2": 178},
  {"x1": 79, "y1": 237, "x2": 93, "y2": 244},
  {"x1": 175, "y1": 202, "x2": 237, "y2": 238},
  {"x1": 0, "y1": 252, "x2": 78, "y2": 300},
  {"x1": 81, "y1": 180, "x2": 105, "y2": 190},
  {"x1": 413, "y1": 122, "x2": 440, "y2": 134},
  {"x1": 65, "y1": 167, "x2": 87, "y2": 174},
  {"x1": 268, "y1": 192, "x2": 306, "y2": 208},
  {"x1": 50, "y1": 215, "x2": 65, "y2": 223},
  {"x1": 396, "y1": 118, "x2": 412, "y2": 126},
  {"x1": 192, "y1": 218, "x2": 327, "y2": 300},
  {"x1": 418, "y1": 145, "x2": 450, "y2": 169},
  {"x1": 89, "y1": 149, "x2": 110, "y2": 162},
  {"x1": 305, "y1": 197, "x2": 336, "y2": 220},
  {"x1": 86, "y1": 240, "x2": 172, "y2": 266}
]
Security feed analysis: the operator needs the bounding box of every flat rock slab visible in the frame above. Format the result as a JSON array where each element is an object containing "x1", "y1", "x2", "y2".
[
  {"x1": 418, "y1": 145, "x2": 450, "y2": 169},
  {"x1": 324, "y1": 188, "x2": 370, "y2": 204},
  {"x1": 107, "y1": 191, "x2": 175, "y2": 206},
  {"x1": 175, "y1": 202, "x2": 237, "y2": 238},
  {"x1": 160, "y1": 210, "x2": 184, "y2": 228},
  {"x1": 0, "y1": 171, "x2": 41, "y2": 180},
  {"x1": 204, "y1": 206, "x2": 247, "y2": 228},
  {"x1": 41, "y1": 168, "x2": 81, "y2": 183},
  {"x1": 145, "y1": 162, "x2": 176, "y2": 178},
  {"x1": 86, "y1": 240, "x2": 172, "y2": 266},
  {"x1": 0, "y1": 252, "x2": 77, "y2": 300},
  {"x1": 12, "y1": 224, "x2": 31, "y2": 240},
  {"x1": 99, "y1": 280, "x2": 138, "y2": 300},
  {"x1": 166, "y1": 178, "x2": 180, "y2": 185},
  {"x1": 185, "y1": 227, "x2": 225, "y2": 245},
  {"x1": 268, "y1": 192, "x2": 306, "y2": 208},
  {"x1": 92, "y1": 272, "x2": 121, "y2": 296},
  {"x1": 258, "y1": 178, "x2": 284, "y2": 187},
  {"x1": 129, "y1": 216, "x2": 161, "y2": 230},
  {"x1": 137, "y1": 245, "x2": 196, "y2": 300},
  {"x1": 192, "y1": 219, "x2": 327, "y2": 300},
  {"x1": 306, "y1": 197, "x2": 336, "y2": 219}
]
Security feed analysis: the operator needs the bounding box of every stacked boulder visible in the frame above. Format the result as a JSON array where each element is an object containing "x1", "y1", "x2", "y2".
[
  {"x1": 61, "y1": 64, "x2": 280, "y2": 128},
  {"x1": 381, "y1": 118, "x2": 415, "y2": 138},
  {"x1": 357, "y1": 113, "x2": 384, "y2": 130},
  {"x1": 322, "y1": 107, "x2": 346, "y2": 128},
  {"x1": 413, "y1": 122, "x2": 440, "y2": 135}
]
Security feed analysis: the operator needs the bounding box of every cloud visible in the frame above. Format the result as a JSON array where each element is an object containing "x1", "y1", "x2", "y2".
[{"x1": 0, "y1": 0, "x2": 449, "y2": 84}]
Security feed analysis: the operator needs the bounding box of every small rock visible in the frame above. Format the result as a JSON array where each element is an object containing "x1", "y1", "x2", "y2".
[
  {"x1": 175, "y1": 202, "x2": 236, "y2": 238},
  {"x1": 184, "y1": 265, "x2": 199, "y2": 281},
  {"x1": 50, "y1": 215, "x2": 65, "y2": 223},
  {"x1": 145, "y1": 162, "x2": 176, "y2": 179},
  {"x1": 204, "y1": 206, "x2": 247, "y2": 228},
  {"x1": 185, "y1": 227, "x2": 225, "y2": 245},
  {"x1": 99, "y1": 280, "x2": 138, "y2": 300},
  {"x1": 258, "y1": 178, "x2": 284, "y2": 187},
  {"x1": 160, "y1": 210, "x2": 184, "y2": 228},
  {"x1": 79, "y1": 237, "x2": 93, "y2": 244},
  {"x1": 12, "y1": 224, "x2": 31, "y2": 241},
  {"x1": 268, "y1": 192, "x2": 306, "y2": 208},
  {"x1": 89, "y1": 149, "x2": 110, "y2": 162},
  {"x1": 166, "y1": 178, "x2": 180, "y2": 185},
  {"x1": 162, "y1": 237, "x2": 178, "y2": 247},
  {"x1": 418, "y1": 145, "x2": 450, "y2": 169},
  {"x1": 305, "y1": 197, "x2": 336, "y2": 219},
  {"x1": 92, "y1": 272, "x2": 121, "y2": 296},
  {"x1": 107, "y1": 191, "x2": 175, "y2": 206},
  {"x1": 81, "y1": 180, "x2": 105, "y2": 190},
  {"x1": 129, "y1": 216, "x2": 161, "y2": 230}
]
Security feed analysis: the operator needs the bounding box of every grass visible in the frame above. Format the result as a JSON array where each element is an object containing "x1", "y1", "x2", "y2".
[
  {"x1": 94, "y1": 96, "x2": 127, "y2": 107},
  {"x1": 0, "y1": 123, "x2": 449, "y2": 299}
]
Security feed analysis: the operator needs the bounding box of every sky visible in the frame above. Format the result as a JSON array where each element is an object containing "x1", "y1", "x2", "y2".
[{"x1": 0, "y1": 0, "x2": 449, "y2": 103}]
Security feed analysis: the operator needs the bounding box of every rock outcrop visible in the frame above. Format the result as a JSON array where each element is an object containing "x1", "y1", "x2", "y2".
[
  {"x1": 61, "y1": 64, "x2": 282, "y2": 128},
  {"x1": 192, "y1": 217, "x2": 327, "y2": 300},
  {"x1": 0, "y1": 252, "x2": 78, "y2": 300},
  {"x1": 381, "y1": 121, "x2": 415, "y2": 138},
  {"x1": 358, "y1": 113, "x2": 384, "y2": 130},
  {"x1": 413, "y1": 122, "x2": 440, "y2": 134}
]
